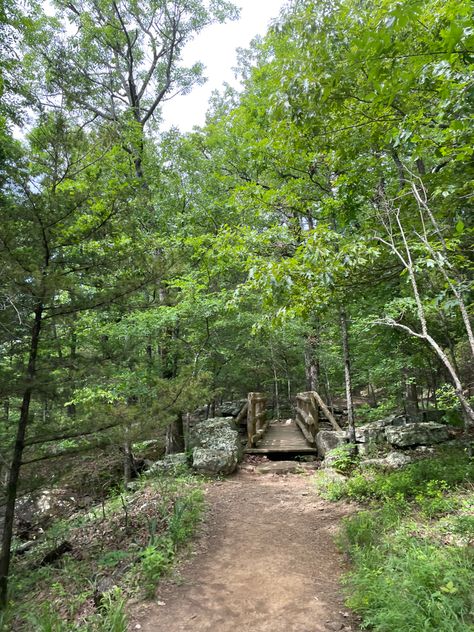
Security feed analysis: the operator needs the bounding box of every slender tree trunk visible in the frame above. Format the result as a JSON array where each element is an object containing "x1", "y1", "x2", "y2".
[
  {"x1": 403, "y1": 369, "x2": 419, "y2": 416},
  {"x1": 368, "y1": 380, "x2": 378, "y2": 407},
  {"x1": 165, "y1": 413, "x2": 184, "y2": 455},
  {"x1": 123, "y1": 439, "x2": 133, "y2": 487},
  {"x1": 323, "y1": 367, "x2": 334, "y2": 414},
  {"x1": 270, "y1": 345, "x2": 280, "y2": 420},
  {"x1": 304, "y1": 331, "x2": 320, "y2": 392},
  {"x1": 273, "y1": 371, "x2": 280, "y2": 420},
  {"x1": 66, "y1": 331, "x2": 77, "y2": 418},
  {"x1": 380, "y1": 211, "x2": 474, "y2": 427},
  {"x1": 3, "y1": 400, "x2": 9, "y2": 425},
  {"x1": 0, "y1": 302, "x2": 43, "y2": 608},
  {"x1": 339, "y1": 306, "x2": 356, "y2": 443}
]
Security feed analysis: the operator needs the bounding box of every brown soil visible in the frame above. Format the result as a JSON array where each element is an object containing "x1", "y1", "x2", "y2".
[{"x1": 130, "y1": 469, "x2": 357, "y2": 632}]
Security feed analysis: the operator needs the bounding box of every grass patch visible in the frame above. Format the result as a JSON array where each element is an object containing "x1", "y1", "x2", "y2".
[
  {"x1": 319, "y1": 447, "x2": 474, "y2": 631},
  {"x1": 2, "y1": 471, "x2": 205, "y2": 631}
]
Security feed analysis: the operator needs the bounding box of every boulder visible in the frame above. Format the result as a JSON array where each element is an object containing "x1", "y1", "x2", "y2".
[
  {"x1": 192, "y1": 447, "x2": 238, "y2": 476},
  {"x1": 316, "y1": 430, "x2": 348, "y2": 457},
  {"x1": 188, "y1": 417, "x2": 241, "y2": 451},
  {"x1": 385, "y1": 451, "x2": 413, "y2": 468},
  {"x1": 146, "y1": 453, "x2": 189, "y2": 475},
  {"x1": 377, "y1": 414, "x2": 407, "y2": 427},
  {"x1": 218, "y1": 400, "x2": 247, "y2": 418},
  {"x1": 385, "y1": 422, "x2": 449, "y2": 448},
  {"x1": 360, "y1": 451, "x2": 412, "y2": 470},
  {"x1": 14, "y1": 489, "x2": 76, "y2": 538},
  {"x1": 189, "y1": 417, "x2": 242, "y2": 475},
  {"x1": 354, "y1": 423, "x2": 386, "y2": 444}
]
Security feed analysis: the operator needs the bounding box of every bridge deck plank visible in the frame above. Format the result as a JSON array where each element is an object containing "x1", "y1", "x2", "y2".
[{"x1": 244, "y1": 420, "x2": 318, "y2": 455}]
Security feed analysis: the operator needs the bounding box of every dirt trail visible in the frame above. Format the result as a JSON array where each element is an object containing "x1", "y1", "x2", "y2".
[{"x1": 131, "y1": 469, "x2": 357, "y2": 632}]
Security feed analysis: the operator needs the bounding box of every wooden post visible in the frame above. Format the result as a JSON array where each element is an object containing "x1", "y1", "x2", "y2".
[
  {"x1": 247, "y1": 393, "x2": 256, "y2": 447},
  {"x1": 247, "y1": 392, "x2": 267, "y2": 447},
  {"x1": 295, "y1": 392, "x2": 320, "y2": 446}
]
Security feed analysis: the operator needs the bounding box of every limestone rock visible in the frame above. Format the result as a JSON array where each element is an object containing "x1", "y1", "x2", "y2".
[
  {"x1": 188, "y1": 417, "x2": 241, "y2": 453},
  {"x1": 385, "y1": 422, "x2": 449, "y2": 447},
  {"x1": 218, "y1": 400, "x2": 247, "y2": 418},
  {"x1": 385, "y1": 451, "x2": 413, "y2": 468},
  {"x1": 377, "y1": 414, "x2": 407, "y2": 427},
  {"x1": 354, "y1": 423, "x2": 386, "y2": 444},
  {"x1": 146, "y1": 452, "x2": 188, "y2": 475},
  {"x1": 192, "y1": 447, "x2": 238, "y2": 475},
  {"x1": 360, "y1": 451, "x2": 412, "y2": 470},
  {"x1": 189, "y1": 417, "x2": 241, "y2": 475},
  {"x1": 316, "y1": 430, "x2": 348, "y2": 456}
]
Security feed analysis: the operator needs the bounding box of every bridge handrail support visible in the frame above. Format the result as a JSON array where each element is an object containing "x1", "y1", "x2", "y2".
[{"x1": 247, "y1": 392, "x2": 268, "y2": 448}]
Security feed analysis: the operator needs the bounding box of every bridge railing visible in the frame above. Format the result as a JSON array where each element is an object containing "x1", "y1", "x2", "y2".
[
  {"x1": 295, "y1": 392, "x2": 319, "y2": 446},
  {"x1": 247, "y1": 392, "x2": 268, "y2": 448},
  {"x1": 296, "y1": 391, "x2": 342, "y2": 445}
]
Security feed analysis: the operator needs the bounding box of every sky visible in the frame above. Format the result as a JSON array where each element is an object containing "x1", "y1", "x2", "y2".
[{"x1": 160, "y1": 0, "x2": 288, "y2": 131}]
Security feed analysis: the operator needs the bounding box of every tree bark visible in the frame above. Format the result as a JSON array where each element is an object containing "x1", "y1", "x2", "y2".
[
  {"x1": 339, "y1": 306, "x2": 356, "y2": 443},
  {"x1": 304, "y1": 331, "x2": 320, "y2": 392},
  {"x1": 165, "y1": 413, "x2": 185, "y2": 455},
  {"x1": 0, "y1": 302, "x2": 43, "y2": 608},
  {"x1": 403, "y1": 369, "x2": 419, "y2": 416},
  {"x1": 123, "y1": 440, "x2": 133, "y2": 487}
]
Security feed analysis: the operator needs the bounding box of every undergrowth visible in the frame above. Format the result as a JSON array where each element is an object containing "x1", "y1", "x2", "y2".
[
  {"x1": 1, "y1": 471, "x2": 205, "y2": 631},
  {"x1": 316, "y1": 447, "x2": 474, "y2": 632}
]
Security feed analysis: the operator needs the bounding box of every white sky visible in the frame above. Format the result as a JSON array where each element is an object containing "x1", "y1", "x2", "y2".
[{"x1": 160, "y1": 0, "x2": 288, "y2": 131}]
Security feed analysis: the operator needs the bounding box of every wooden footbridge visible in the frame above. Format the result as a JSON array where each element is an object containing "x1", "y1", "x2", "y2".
[{"x1": 241, "y1": 391, "x2": 343, "y2": 455}]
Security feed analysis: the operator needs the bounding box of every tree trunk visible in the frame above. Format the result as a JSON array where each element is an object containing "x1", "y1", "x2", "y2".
[
  {"x1": 404, "y1": 369, "x2": 419, "y2": 416},
  {"x1": 2, "y1": 400, "x2": 9, "y2": 426},
  {"x1": 123, "y1": 440, "x2": 133, "y2": 487},
  {"x1": 368, "y1": 381, "x2": 377, "y2": 407},
  {"x1": 270, "y1": 345, "x2": 280, "y2": 420},
  {"x1": 304, "y1": 331, "x2": 320, "y2": 392},
  {"x1": 0, "y1": 302, "x2": 43, "y2": 608},
  {"x1": 339, "y1": 306, "x2": 356, "y2": 443},
  {"x1": 165, "y1": 413, "x2": 185, "y2": 455}
]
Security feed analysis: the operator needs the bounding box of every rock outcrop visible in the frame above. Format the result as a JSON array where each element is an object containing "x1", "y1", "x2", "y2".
[
  {"x1": 359, "y1": 451, "x2": 413, "y2": 470},
  {"x1": 317, "y1": 412, "x2": 451, "y2": 462},
  {"x1": 315, "y1": 430, "x2": 348, "y2": 456},
  {"x1": 189, "y1": 417, "x2": 242, "y2": 475},
  {"x1": 384, "y1": 422, "x2": 450, "y2": 448}
]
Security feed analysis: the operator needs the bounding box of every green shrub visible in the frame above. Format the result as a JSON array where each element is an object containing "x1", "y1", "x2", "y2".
[
  {"x1": 338, "y1": 507, "x2": 402, "y2": 550},
  {"x1": 313, "y1": 470, "x2": 348, "y2": 500},
  {"x1": 326, "y1": 444, "x2": 360, "y2": 474},
  {"x1": 96, "y1": 587, "x2": 128, "y2": 632},
  {"x1": 24, "y1": 603, "x2": 65, "y2": 631},
  {"x1": 333, "y1": 449, "x2": 474, "y2": 632},
  {"x1": 167, "y1": 489, "x2": 204, "y2": 547},
  {"x1": 139, "y1": 539, "x2": 174, "y2": 598},
  {"x1": 329, "y1": 450, "x2": 474, "y2": 506},
  {"x1": 344, "y1": 530, "x2": 474, "y2": 631}
]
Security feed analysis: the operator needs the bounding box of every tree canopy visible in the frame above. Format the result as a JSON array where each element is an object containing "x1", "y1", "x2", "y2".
[{"x1": 0, "y1": 0, "x2": 473, "y2": 609}]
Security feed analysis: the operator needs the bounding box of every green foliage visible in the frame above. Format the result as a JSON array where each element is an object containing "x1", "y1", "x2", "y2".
[
  {"x1": 167, "y1": 489, "x2": 204, "y2": 548},
  {"x1": 321, "y1": 450, "x2": 474, "y2": 507},
  {"x1": 136, "y1": 485, "x2": 203, "y2": 598},
  {"x1": 20, "y1": 586, "x2": 127, "y2": 631},
  {"x1": 344, "y1": 529, "x2": 474, "y2": 632},
  {"x1": 326, "y1": 444, "x2": 360, "y2": 474},
  {"x1": 6, "y1": 473, "x2": 204, "y2": 628},
  {"x1": 139, "y1": 539, "x2": 174, "y2": 598},
  {"x1": 328, "y1": 448, "x2": 474, "y2": 631},
  {"x1": 2, "y1": 0, "x2": 474, "y2": 623}
]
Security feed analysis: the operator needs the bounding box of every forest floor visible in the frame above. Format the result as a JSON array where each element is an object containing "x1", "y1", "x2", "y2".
[{"x1": 130, "y1": 466, "x2": 358, "y2": 632}]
